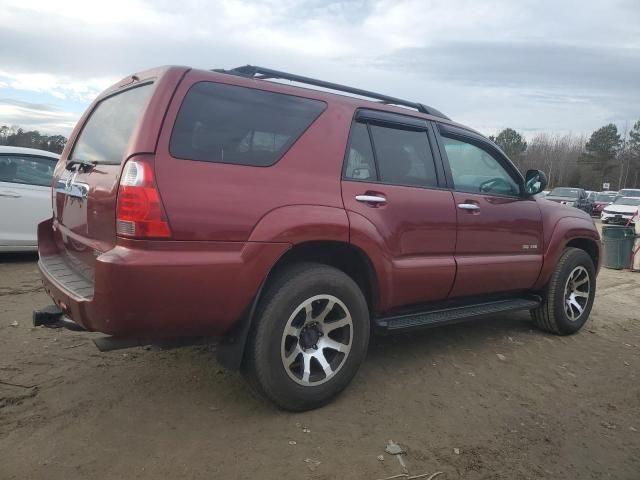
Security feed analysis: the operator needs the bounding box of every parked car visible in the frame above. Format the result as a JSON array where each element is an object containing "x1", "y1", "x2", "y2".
[
  {"x1": 586, "y1": 190, "x2": 596, "y2": 201},
  {"x1": 601, "y1": 197, "x2": 640, "y2": 224},
  {"x1": 0, "y1": 146, "x2": 59, "y2": 252},
  {"x1": 592, "y1": 192, "x2": 618, "y2": 216},
  {"x1": 36, "y1": 65, "x2": 601, "y2": 410},
  {"x1": 544, "y1": 187, "x2": 593, "y2": 214},
  {"x1": 616, "y1": 188, "x2": 640, "y2": 200}
]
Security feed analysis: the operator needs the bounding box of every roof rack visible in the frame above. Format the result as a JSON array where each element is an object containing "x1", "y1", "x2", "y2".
[{"x1": 213, "y1": 65, "x2": 450, "y2": 120}]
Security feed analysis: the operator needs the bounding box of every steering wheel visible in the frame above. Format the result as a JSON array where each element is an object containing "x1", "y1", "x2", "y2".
[{"x1": 479, "y1": 177, "x2": 515, "y2": 194}]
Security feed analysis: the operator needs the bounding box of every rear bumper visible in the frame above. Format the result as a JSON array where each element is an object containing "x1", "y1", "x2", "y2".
[{"x1": 38, "y1": 219, "x2": 289, "y2": 337}]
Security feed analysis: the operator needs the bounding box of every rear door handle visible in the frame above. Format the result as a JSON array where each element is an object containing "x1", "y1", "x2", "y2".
[
  {"x1": 0, "y1": 191, "x2": 21, "y2": 198},
  {"x1": 355, "y1": 194, "x2": 386, "y2": 205},
  {"x1": 457, "y1": 203, "x2": 480, "y2": 211}
]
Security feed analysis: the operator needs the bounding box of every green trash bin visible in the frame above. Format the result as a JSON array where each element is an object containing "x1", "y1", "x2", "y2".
[{"x1": 602, "y1": 225, "x2": 636, "y2": 269}]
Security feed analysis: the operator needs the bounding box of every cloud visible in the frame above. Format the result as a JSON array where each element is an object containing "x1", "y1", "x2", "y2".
[
  {"x1": 0, "y1": 0, "x2": 637, "y2": 137},
  {"x1": 0, "y1": 98, "x2": 79, "y2": 134}
]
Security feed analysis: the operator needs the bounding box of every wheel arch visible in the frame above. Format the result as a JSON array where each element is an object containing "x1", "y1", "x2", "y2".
[
  {"x1": 533, "y1": 215, "x2": 601, "y2": 290},
  {"x1": 216, "y1": 240, "x2": 379, "y2": 370}
]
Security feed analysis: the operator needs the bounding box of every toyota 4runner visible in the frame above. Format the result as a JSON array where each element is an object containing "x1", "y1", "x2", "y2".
[{"x1": 36, "y1": 65, "x2": 601, "y2": 410}]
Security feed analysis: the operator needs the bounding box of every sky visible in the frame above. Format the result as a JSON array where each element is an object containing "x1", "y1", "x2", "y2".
[{"x1": 0, "y1": 0, "x2": 638, "y2": 138}]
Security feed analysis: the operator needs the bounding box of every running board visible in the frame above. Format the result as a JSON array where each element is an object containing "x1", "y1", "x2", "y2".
[{"x1": 375, "y1": 297, "x2": 541, "y2": 333}]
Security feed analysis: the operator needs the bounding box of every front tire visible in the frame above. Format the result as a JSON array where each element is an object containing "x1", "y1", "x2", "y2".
[
  {"x1": 244, "y1": 263, "x2": 370, "y2": 411},
  {"x1": 532, "y1": 248, "x2": 596, "y2": 335}
]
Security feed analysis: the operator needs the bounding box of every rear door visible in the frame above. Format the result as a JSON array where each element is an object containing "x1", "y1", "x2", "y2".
[
  {"x1": 342, "y1": 110, "x2": 457, "y2": 309},
  {"x1": 0, "y1": 153, "x2": 57, "y2": 248},
  {"x1": 50, "y1": 82, "x2": 155, "y2": 279},
  {"x1": 434, "y1": 124, "x2": 543, "y2": 298}
]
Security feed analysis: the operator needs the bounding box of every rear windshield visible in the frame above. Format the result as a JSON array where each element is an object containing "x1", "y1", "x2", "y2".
[
  {"x1": 614, "y1": 197, "x2": 640, "y2": 206},
  {"x1": 170, "y1": 82, "x2": 326, "y2": 167},
  {"x1": 595, "y1": 193, "x2": 616, "y2": 202},
  {"x1": 619, "y1": 189, "x2": 640, "y2": 198},
  {"x1": 550, "y1": 187, "x2": 580, "y2": 198},
  {"x1": 70, "y1": 83, "x2": 153, "y2": 164}
]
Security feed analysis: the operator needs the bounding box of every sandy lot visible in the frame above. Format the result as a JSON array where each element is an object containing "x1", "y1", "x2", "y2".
[{"x1": 1, "y1": 243, "x2": 640, "y2": 479}]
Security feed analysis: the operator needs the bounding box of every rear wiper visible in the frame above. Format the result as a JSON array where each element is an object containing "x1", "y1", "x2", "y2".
[{"x1": 66, "y1": 158, "x2": 97, "y2": 172}]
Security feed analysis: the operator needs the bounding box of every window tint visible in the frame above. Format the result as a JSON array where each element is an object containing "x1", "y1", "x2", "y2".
[
  {"x1": 344, "y1": 123, "x2": 376, "y2": 180},
  {"x1": 0, "y1": 155, "x2": 57, "y2": 187},
  {"x1": 369, "y1": 125, "x2": 437, "y2": 187},
  {"x1": 442, "y1": 137, "x2": 519, "y2": 195},
  {"x1": 71, "y1": 84, "x2": 153, "y2": 164},
  {"x1": 170, "y1": 82, "x2": 326, "y2": 166}
]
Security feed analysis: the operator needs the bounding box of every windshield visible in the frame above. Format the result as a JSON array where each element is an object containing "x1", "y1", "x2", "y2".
[
  {"x1": 618, "y1": 189, "x2": 640, "y2": 198},
  {"x1": 595, "y1": 193, "x2": 616, "y2": 202},
  {"x1": 550, "y1": 187, "x2": 580, "y2": 198},
  {"x1": 614, "y1": 197, "x2": 640, "y2": 206}
]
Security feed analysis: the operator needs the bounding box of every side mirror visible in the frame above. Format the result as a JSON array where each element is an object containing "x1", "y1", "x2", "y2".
[{"x1": 524, "y1": 169, "x2": 548, "y2": 195}]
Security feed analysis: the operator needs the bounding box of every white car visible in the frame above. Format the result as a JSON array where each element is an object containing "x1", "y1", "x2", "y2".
[
  {"x1": 0, "y1": 146, "x2": 59, "y2": 251},
  {"x1": 601, "y1": 196, "x2": 640, "y2": 225}
]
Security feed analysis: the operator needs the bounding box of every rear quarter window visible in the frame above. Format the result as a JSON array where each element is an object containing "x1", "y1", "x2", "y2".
[{"x1": 170, "y1": 82, "x2": 326, "y2": 167}]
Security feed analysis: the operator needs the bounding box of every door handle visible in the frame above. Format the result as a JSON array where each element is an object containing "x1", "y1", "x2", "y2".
[
  {"x1": 457, "y1": 203, "x2": 480, "y2": 211},
  {"x1": 355, "y1": 194, "x2": 386, "y2": 205},
  {"x1": 0, "y1": 191, "x2": 21, "y2": 198}
]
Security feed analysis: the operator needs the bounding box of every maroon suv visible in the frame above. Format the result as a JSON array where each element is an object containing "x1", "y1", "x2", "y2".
[{"x1": 37, "y1": 65, "x2": 601, "y2": 410}]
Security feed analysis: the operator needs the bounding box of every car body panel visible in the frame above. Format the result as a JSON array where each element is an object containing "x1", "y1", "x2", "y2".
[
  {"x1": 450, "y1": 192, "x2": 543, "y2": 297},
  {"x1": 342, "y1": 181, "x2": 457, "y2": 310}
]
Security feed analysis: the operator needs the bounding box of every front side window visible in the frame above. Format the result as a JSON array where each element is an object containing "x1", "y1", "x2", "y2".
[
  {"x1": 442, "y1": 137, "x2": 520, "y2": 195},
  {"x1": 71, "y1": 84, "x2": 153, "y2": 164},
  {"x1": 170, "y1": 82, "x2": 326, "y2": 167},
  {"x1": 0, "y1": 155, "x2": 57, "y2": 187}
]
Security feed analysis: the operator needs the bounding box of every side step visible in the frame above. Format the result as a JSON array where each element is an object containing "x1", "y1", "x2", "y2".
[{"x1": 375, "y1": 297, "x2": 541, "y2": 333}]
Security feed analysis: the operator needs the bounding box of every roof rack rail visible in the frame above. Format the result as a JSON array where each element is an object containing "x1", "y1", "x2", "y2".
[{"x1": 213, "y1": 65, "x2": 450, "y2": 120}]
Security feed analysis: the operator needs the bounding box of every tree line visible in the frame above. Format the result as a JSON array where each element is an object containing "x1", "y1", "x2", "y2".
[
  {"x1": 489, "y1": 121, "x2": 640, "y2": 191},
  {"x1": 0, "y1": 125, "x2": 68, "y2": 154}
]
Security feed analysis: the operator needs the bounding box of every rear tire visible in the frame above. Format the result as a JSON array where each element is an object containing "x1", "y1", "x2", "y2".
[
  {"x1": 531, "y1": 248, "x2": 596, "y2": 335},
  {"x1": 243, "y1": 263, "x2": 370, "y2": 411}
]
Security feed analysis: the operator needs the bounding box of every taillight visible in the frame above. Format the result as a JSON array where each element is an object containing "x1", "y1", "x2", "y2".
[{"x1": 116, "y1": 159, "x2": 171, "y2": 238}]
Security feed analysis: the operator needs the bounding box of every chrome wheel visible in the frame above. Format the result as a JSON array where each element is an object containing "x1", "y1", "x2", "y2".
[
  {"x1": 564, "y1": 266, "x2": 590, "y2": 321},
  {"x1": 280, "y1": 294, "x2": 353, "y2": 386}
]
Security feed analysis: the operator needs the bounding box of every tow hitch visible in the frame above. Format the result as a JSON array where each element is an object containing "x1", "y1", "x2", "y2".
[{"x1": 32, "y1": 305, "x2": 85, "y2": 331}]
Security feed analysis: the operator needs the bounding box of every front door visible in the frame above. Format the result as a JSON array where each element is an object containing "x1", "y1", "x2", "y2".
[
  {"x1": 341, "y1": 111, "x2": 457, "y2": 311},
  {"x1": 435, "y1": 125, "x2": 543, "y2": 298}
]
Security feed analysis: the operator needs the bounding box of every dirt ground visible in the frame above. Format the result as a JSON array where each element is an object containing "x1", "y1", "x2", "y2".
[{"x1": 1, "y1": 233, "x2": 640, "y2": 479}]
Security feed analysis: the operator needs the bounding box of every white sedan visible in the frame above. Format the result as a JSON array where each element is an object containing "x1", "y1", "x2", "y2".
[
  {"x1": 0, "y1": 146, "x2": 59, "y2": 252},
  {"x1": 601, "y1": 197, "x2": 640, "y2": 225}
]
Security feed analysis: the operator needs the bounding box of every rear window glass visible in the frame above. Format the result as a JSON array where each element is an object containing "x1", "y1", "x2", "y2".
[
  {"x1": 170, "y1": 82, "x2": 326, "y2": 166},
  {"x1": 550, "y1": 187, "x2": 580, "y2": 198},
  {"x1": 71, "y1": 83, "x2": 153, "y2": 164}
]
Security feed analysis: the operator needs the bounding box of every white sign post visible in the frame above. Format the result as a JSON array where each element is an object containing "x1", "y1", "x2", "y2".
[{"x1": 603, "y1": 182, "x2": 610, "y2": 190}]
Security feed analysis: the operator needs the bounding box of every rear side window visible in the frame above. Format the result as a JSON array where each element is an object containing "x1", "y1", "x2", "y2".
[
  {"x1": 370, "y1": 125, "x2": 437, "y2": 187},
  {"x1": 344, "y1": 123, "x2": 376, "y2": 180},
  {"x1": 71, "y1": 84, "x2": 153, "y2": 164},
  {"x1": 0, "y1": 155, "x2": 57, "y2": 187},
  {"x1": 170, "y1": 82, "x2": 326, "y2": 166},
  {"x1": 344, "y1": 120, "x2": 438, "y2": 188}
]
